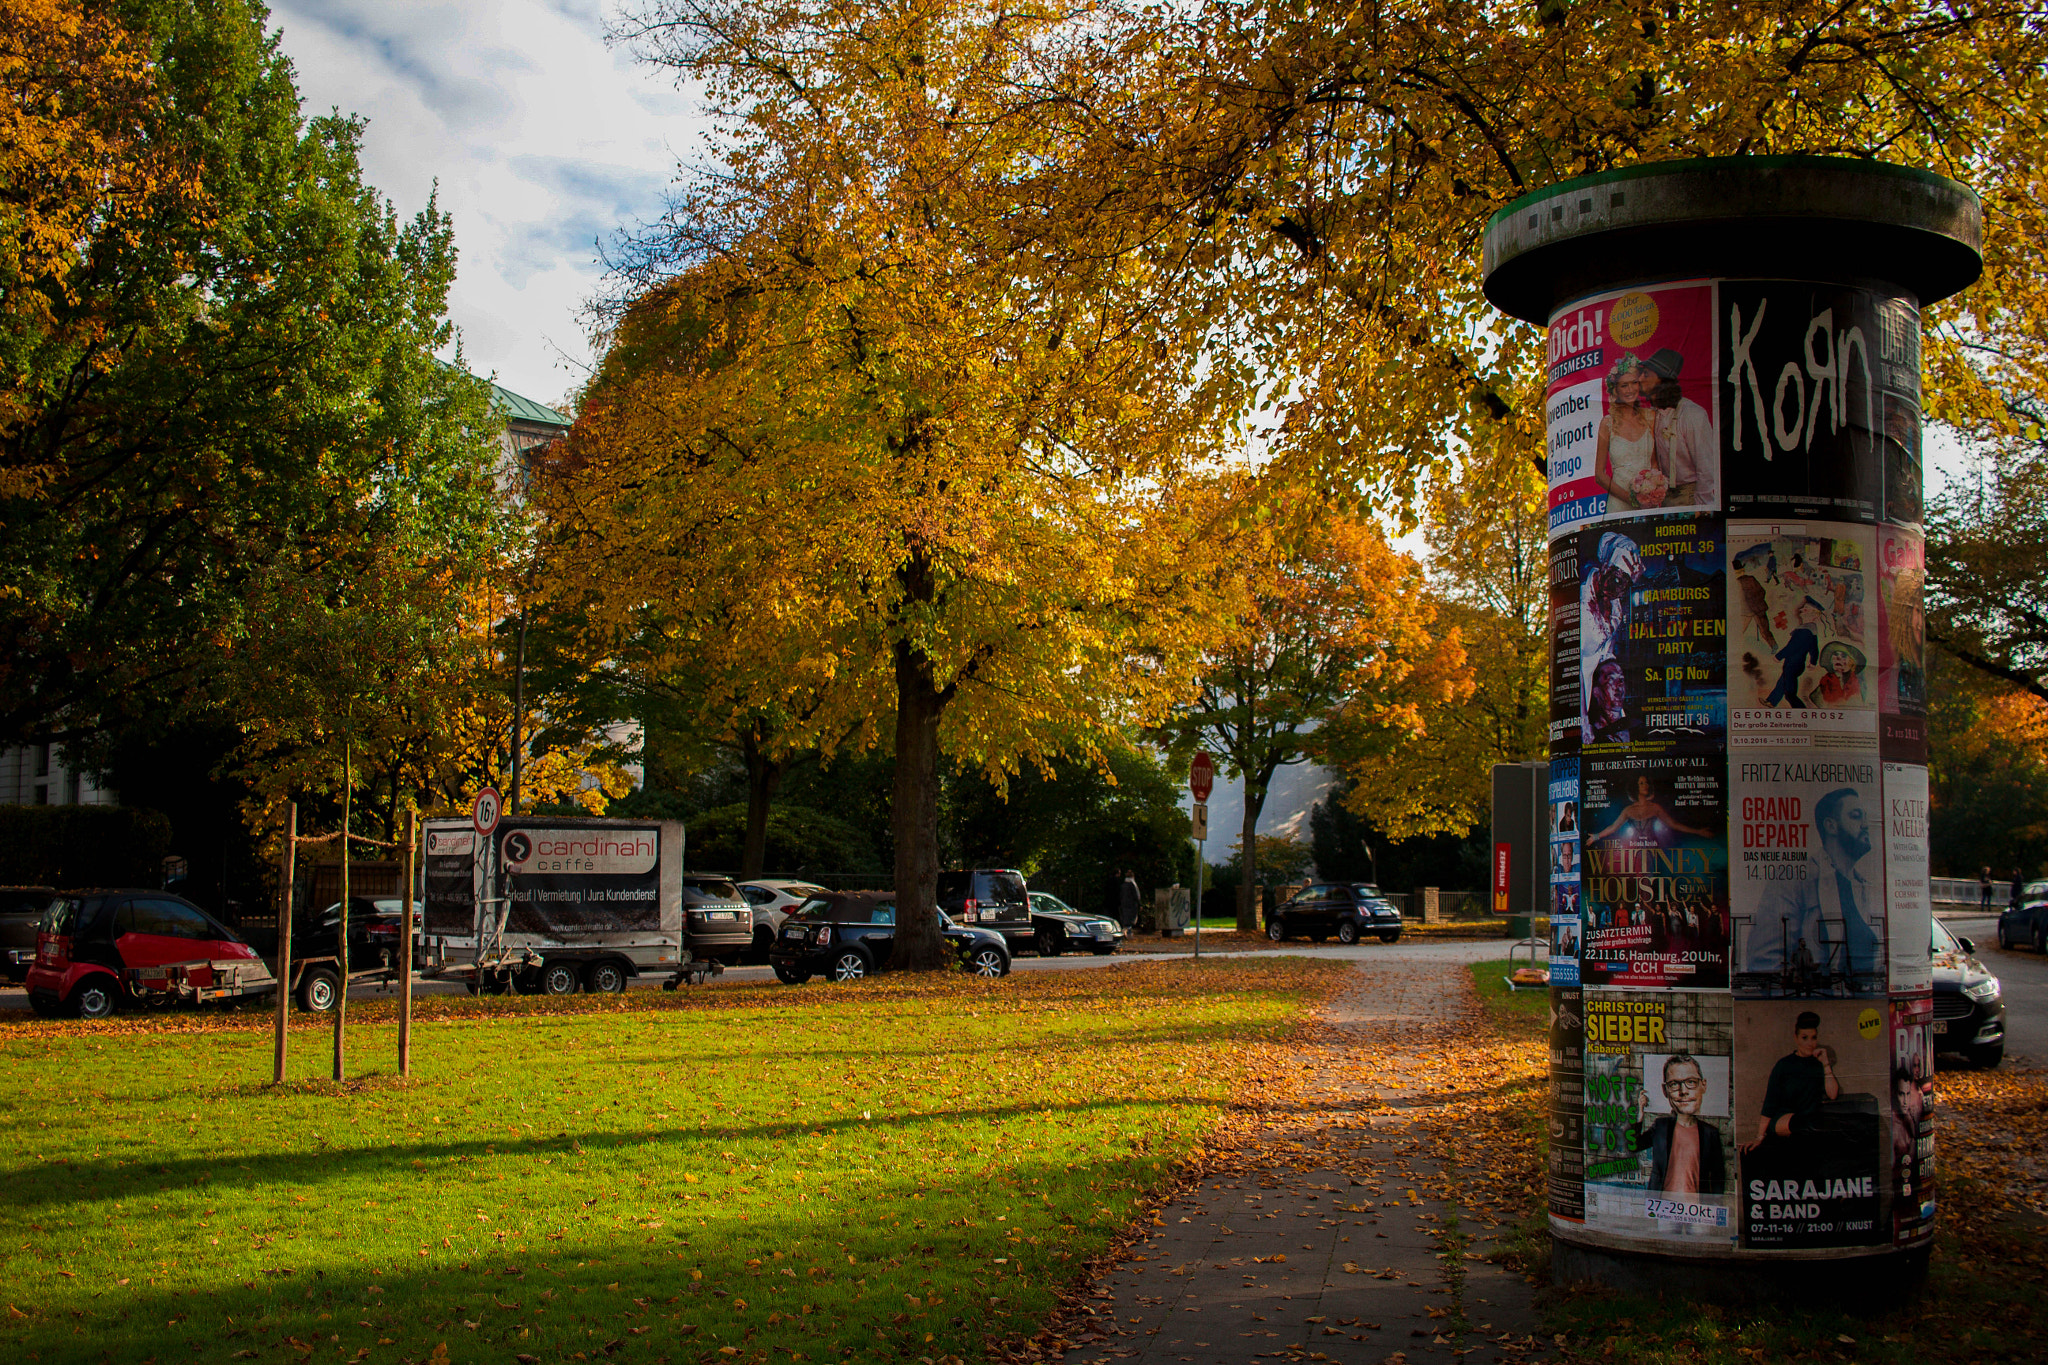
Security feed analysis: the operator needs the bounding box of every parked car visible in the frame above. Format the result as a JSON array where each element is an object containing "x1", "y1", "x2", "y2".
[
  {"x1": 1027, "y1": 891, "x2": 1123, "y2": 956},
  {"x1": 768, "y1": 890, "x2": 1011, "y2": 983},
  {"x1": 737, "y1": 879, "x2": 829, "y2": 960},
  {"x1": 1265, "y1": 882, "x2": 1403, "y2": 943},
  {"x1": 1995, "y1": 878, "x2": 2048, "y2": 950},
  {"x1": 1933, "y1": 919, "x2": 2005, "y2": 1068},
  {"x1": 26, "y1": 890, "x2": 262, "y2": 1019},
  {"x1": 937, "y1": 868, "x2": 1033, "y2": 954},
  {"x1": 1, "y1": 885, "x2": 57, "y2": 983},
  {"x1": 682, "y1": 875, "x2": 756, "y2": 966}
]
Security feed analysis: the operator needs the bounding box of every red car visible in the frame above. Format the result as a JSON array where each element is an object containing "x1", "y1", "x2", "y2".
[{"x1": 26, "y1": 889, "x2": 262, "y2": 1019}]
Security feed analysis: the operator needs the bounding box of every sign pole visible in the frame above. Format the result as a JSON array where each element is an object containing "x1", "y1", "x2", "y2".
[
  {"x1": 1189, "y1": 754, "x2": 1216, "y2": 962},
  {"x1": 1194, "y1": 830, "x2": 1204, "y2": 962},
  {"x1": 399, "y1": 808, "x2": 416, "y2": 1079},
  {"x1": 272, "y1": 802, "x2": 295, "y2": 1086}
]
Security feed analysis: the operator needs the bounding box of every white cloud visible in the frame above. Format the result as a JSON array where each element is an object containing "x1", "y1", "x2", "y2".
[{"x1": 268, "y1": 0, "x2": 710, "y2": 409}]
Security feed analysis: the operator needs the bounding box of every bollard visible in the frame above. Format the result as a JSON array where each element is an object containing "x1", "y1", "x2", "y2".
[{"x1": 1482, "y1": 156, "x2": 1978, "y2": 1300}]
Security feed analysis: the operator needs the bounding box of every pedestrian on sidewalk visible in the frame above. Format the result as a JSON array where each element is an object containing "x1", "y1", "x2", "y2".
[
  {"x1": 1118, "y1": 868, "x2": 1142, "y2": 933},
  {"x1": 1980, "y1": 866, "x2": 1994, "y2": 910},
  {"x1": 2012, "y1": 868, "x2": 2027, "y2": 910}
]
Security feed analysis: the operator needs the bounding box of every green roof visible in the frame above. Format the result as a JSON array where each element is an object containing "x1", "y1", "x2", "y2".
[{"x1": 490, "y1": 382, "x2": 570, "y2": 429}]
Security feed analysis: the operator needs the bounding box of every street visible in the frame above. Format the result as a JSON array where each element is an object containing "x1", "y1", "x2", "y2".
[{"x1": 1944, "y1": 912, "x2": 2048, "y2": 1064}]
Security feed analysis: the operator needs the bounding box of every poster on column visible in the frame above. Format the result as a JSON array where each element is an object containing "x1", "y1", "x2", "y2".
[
  {"x1": 1734, "y1": 999, "x2": 1889, "y2": 1249},
  {"x1": 1549, "y1": 986, "x2": 1586, "y2": 1223},
  {"x1": 1731, "y1": 752, "x2": 1886, "y2": 998},
  {"x1": 1581, "y1": 990, "x2": 1737, "y2": 1245},
  {"x1": 1579, "y1": 753, "x2": 1729, "y2": 989},
  {"x1": 1719, "y1": 281, "x2": 1918, "y2": 525},
  {"x1": 1579, "y1": 519, "x2": 1726, "y2": 753},
  {"x1": 1876, "y1": 525, "x2": 1928, "y2": 760},
  {"x1": 1549, "y1": 758, "x2": 1582, "y2": 986},
  {"x1": 1551, "y1": 534, "x2": 1583, "y2": 751},
  {"x1": 1884, "y1": 762, "x2": 1932, "y2": 994},
  {"x1": 1889, "y1": 996, "x2": 1937, "y2": 1246},
  {"x1": 1727, "y1": 522, "x2": 1877, "y2": 749},
  {"x1": 1546, "y1": 280, "x2": 1719, "y2": 536}
]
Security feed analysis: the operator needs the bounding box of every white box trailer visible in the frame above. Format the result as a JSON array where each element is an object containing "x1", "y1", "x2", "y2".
[{"x1": 417, "y1": 816, "x2": 730, "y2": 994}]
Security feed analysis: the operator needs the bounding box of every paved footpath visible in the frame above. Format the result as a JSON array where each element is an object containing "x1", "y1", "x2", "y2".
[{"x1": 1047, "y1": 959, "x2": 1551, "y2": 1365}]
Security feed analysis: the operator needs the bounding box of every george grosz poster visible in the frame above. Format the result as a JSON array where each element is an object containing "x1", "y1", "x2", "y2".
[
  {"x1": 1550, "y1": 757, "x2": 1582, "y2": 987},
  {"x1": 1581, "y1": 991, "x2": 1738, "y2": 1246},
  {"x1": 1549, "y1": 985, "x2": 1587, "y2": 1223},
  {"x1": 1876, "y1": 524, "x2": 1927, "y2": 759},
  {"x1": 1579, "y1": 753, "x2": 1730, "y2": 989},
  {"x1": 1731, "y1": 752, "x2": 1887, "y2": 998},
  {"x1": 1727, "y1": 522, "x2": 1877, "y2": 750},
  {"x1": 1735, "y1": 999, "x2": 1889, "y2": 1249},
  {"x1": 1719, "y1": 281, "x2": 1917, "y2": 525},
  {"x1": 1547, "y1": 281, "x2": 1719, "y2": 535},
  {"x1": 1889, "y1": 996, "x2": 1936, "y2": 1246},
  {"x1": 1580, "y1": 519, "x2": 1726, "y2": 753}
]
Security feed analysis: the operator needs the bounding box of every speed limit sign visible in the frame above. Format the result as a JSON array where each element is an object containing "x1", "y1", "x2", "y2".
[{"x1": 472, "y1": 787, "x2": 502, "y2": 836}]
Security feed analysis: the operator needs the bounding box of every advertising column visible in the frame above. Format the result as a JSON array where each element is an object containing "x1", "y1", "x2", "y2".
[{"x1": 1488, "y1": 156, "x2": 1979, "y2": 1272}]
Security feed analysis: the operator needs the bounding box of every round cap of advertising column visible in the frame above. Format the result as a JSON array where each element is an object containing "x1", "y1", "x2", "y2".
[{"x1": 1482, "y1": 155, "x2": 1981, "y2": 324}]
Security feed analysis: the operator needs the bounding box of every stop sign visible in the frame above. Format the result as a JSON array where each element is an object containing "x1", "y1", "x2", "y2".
[{"x1": 1190, "y1": 752, "x2": 1215, "y2": 802}]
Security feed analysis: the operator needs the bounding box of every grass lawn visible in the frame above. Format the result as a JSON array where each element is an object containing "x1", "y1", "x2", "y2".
[
  {"x1": 0, "y1": 957, "x2": 1341, "y2": 1365},
  {"x1": 1461, "y1": 962, "x2": 2048, "y2": 1365}
]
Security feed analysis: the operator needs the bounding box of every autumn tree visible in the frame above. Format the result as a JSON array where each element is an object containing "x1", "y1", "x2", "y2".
[{"x1": 1150, "y1": 496, "x2": 1470, "y2": 930}]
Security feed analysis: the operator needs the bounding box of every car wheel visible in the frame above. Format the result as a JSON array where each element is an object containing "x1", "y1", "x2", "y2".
[
  {"x1": 772, "y1": 963, "x2": 811, "y2": 985},
  {"x1": 1970, "y1": 1040, "x2": 2005, "y2": 1068},
  {"x1": 829, "y1": 949, "x2": 870, "y2": 982},
  {"x1": 1998, "y1": 921, "x2": 2012, "y2": 950},
  {"x1": 70, "y1": 977, "x2": 120, "y2": 1020},
  {"x1": 1336, "y1": 921, "x2": 1360, "y2": 945},
  {"x1": 1035, "y1": 926, "x2": 1064, "y2": 957},
  {"x1": 298, "y1": 967, "x2": 341, "y2": 1013},
  {"x1": 539, "y1": 961, "x2": 581, "y2": 996},
  {"x1": 1379, "y1": 929, "x2": 1402, "y2": 943},
  {"x1": 584, "y1": 961, "x2": 628, "y2": 995},
  {"x1": 969, "y1": 946, "x2": 1010, "y2": 978},
  {"x1": 1266, "y1": 920, "x2": 1287, "y2": 942}
]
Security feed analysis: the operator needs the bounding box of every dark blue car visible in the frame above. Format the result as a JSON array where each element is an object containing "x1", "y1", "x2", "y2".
[{"x1": 768, "y1": 890, "x2": 1011, "y2": 983}]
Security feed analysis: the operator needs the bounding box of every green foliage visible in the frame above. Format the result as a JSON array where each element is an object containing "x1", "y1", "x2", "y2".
[
  {"x1": 1927, "y1": 656, "x2": 2048, "y2": 878},
  {"x1": 948, "y1": 745, "x2": 1194, "y2": 915},
  {"x1": 0, "y1": 0, "x2": 506, "y2": 752},
  {"x1": 684, "y1": 801, "x2": 881, "y2": 876},
  {"x1": 0, "y1": 803, "x2": 171, "y2": 887},
  {"x1": 1928, "y1": 436, "x2": 2048, "y2": 702}
]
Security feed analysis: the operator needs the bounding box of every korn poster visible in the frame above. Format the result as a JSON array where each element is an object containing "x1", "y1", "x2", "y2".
[
  {"x1": 1734, "y1": 999, "x2": 1889, "y2": 1249},
  {"x1": 1581, "y1": 991, "x2": 1737, "y2": 1246},
  {"x1": 1731, "y1": 752, "x2": 1886, "y2": 998},
  {"x1": 1546, "y1": 280, "x2": 1719, "y2": 536},
  {"x1": 1579, "y1": 519, "x2": 1726, "y2": 753},
  {"x1": 1719, "y1": 281, "x2": 1915, "y2": 525},
  {"x1": 1580, "y1": 753, "x2": 1730, "y2": 989},
  {"x1": 1549, "y1": 986, "x2": 1586, "y2": 1223},
  {"x1": 1883, "y1": 762, "x2": 1932, "y2": 995},
  {"x1": 1549, "y1": 758, "x2": 1582, "y2": 988},
  {"x1": 1727, "y1": 522, "x2": 1877, "y2": 749},
  {"x1": 1889, "y1": 996, "x2": 1936, "y2": 1246}
]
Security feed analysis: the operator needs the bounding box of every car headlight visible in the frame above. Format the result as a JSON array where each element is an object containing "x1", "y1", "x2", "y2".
[{"x1": 1963, "y1": 977, "x2": 2001, "y2": 1002}]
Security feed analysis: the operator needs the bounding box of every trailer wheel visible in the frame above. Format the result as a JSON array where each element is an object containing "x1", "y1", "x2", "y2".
[
  {"x1": 70, "y1": 977, "x2": 121, "y2": 1019},
  {"x1": 298, "y1": 967, "x2": 341, "y2": 1013},
  {"x1": 585, "y1": 960, "x2": 628, "y2": 995},
  {"x1": 539, "y1": 962, "x2": 581, "y2": 995}
]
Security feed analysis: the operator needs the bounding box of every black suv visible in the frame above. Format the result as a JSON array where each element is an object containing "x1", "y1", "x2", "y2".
[
  {"x1": 1996, "y1": 878, "x2": 2048, "y2": 951},
  {"x1": 769, "y1": 891, "x2": 1011, "y2": 983},
  {"x1": 936, "y1": 869, "x2": 1033, "y2": 954},
  {"x1": 1266, "y1": 882, "x2": 1403, "y2": 944},
  {"x1": 1, "y1": 885, "x2": 56, "y2": 982}
]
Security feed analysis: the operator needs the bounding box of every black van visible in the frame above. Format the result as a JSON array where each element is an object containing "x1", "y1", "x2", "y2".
[{"x1": 936, "y1": 869, "x2": 1033, "y2": 954}]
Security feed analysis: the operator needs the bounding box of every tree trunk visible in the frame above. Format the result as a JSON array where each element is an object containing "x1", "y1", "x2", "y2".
[
  {"x1": 890, "y1": 638, "x2": 950, "y2": 970},
  {"x1": 1237, "y1": 779, "x2": 1263, "y2": 933},
  {"x1": 739, "y1": 724, "x2": 783, "y2": 880}
]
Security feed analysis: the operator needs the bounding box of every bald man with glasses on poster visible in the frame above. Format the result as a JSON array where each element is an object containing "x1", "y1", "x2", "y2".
[{"x1": 1635, "y1": 1053, "x2": 1726, "y2": 1195}]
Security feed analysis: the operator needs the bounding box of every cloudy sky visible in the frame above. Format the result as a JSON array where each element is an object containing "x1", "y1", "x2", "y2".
[{"x1": 269, "y1": 0, "x2": 708, "y2": 411}]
